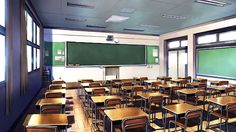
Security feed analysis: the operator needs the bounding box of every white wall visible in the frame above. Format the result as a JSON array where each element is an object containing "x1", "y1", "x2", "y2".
[
  {"x1": 159, "y1": 17, "x2": 236, "y2": 79},
  {"x1": 44, "y1": 29, "x2": 160, "y2": 81}
]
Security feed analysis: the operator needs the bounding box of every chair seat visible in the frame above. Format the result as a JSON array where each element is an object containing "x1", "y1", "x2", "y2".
[
  {"x1": 169, "y1": 118, "x2": 200, "y2": 128},
  {"x1": 211, "y1": 110, "x2": 236, "y2": 119},
  {"x1": 115, "y1": 127, "x2": 146, "y2": 132}
]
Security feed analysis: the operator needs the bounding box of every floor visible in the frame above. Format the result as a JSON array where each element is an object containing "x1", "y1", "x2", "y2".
[{"x1": 13, "y1": 87, "x2": 236, "y2": 132}]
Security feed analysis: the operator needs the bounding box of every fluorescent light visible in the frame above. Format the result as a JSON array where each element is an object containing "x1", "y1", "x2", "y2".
[
  {"x1": 106, "y1": 15, "x2": 129, "y2": 23},
  {"x1": 65, "y1": 17, "x2": 87, "y2": 22},
  {"x1": 86, "y1": 25, "x2": 106, "y2": 29},
  {"x1": 67, "y1": 2, "x2": 95, "y2": 9},
  {"x1": 140, "y1": 24, "x2": 160, "y2": 28},
  {"x1": 123, "y1": 28, "x2": 144, "y2": 32},
  {"x1": 195, "y1": 0, "x2": 229, "y2": 7},
  {"x1": 162, "y1": 14, "x2": 186, "y2": 20}
]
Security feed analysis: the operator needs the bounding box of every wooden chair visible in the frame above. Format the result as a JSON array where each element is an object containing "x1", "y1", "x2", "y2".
[
  {"x1": 26, "y1": 126, "x2": 57, "y2": 132},
  {"x1": 179, "y1": 79, "x2": 188, "y2": 88},
  {"x1": 89, "y1": 82, "x2": 101, "y2": 87},
  {"x1": 49, "y1": 84, "x2": 62, "y2": 90},
  {"x1": 140, "y1": 77, "x2": 148, "y2": 85},
  {"x1": 171, "y1": 86, "x2": 181, "y2": 103},
  {"x1": 122, "y1": 81, "x2": 133, "y2": 86},
  {"x1": 169, "y1": 109, "x2": 203, "y2": 132},
  {"x1": 131, "y1": 86, "x2": 144, "y2": 107},
  {"x1": 45, "y1": 92, "x2": 64, "y2": 98},
  {"x1": 65, "y1": 82, "x2": 80, "y2": 89},
  {"x1": 91, "y1": 88, "x2": 106, "y2": 96},
  {"x1": 219, "y1": 80, "x2": 229, "y2": 86},
  {"x1": 115, "y1": 116, "x2": 148, "y2": 132},
  {"x1": 145, "y1": 96, "x2": 164, "y2": 123},
  {"x1": 225, "y1": 86, "x2": 236, "y2": 96},
  {"x1": 52, "y1": 80, "x2": 65, "y2": 84},
  {"x1": 150, "y1": 81, "x2": 162, "y2": 92},
  {"x1": 40, "y1": 104, "x2": 63, "y2": 114},
  {"x1": 81, "y1": 79, "x2": 94, "y2": 83},
  {"x1": 195, "y1": 90, "x2": 207, "y2": 110},
  {"x1": 207, "y1": 102, "x2": 236, "y2": 132}
]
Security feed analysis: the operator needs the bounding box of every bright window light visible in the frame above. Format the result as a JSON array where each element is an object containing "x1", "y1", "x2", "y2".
[
  {"x1": 181, "y1": 40, "x2": 188, "y2": 47},
  {"x1": 37, "y1": 26, "x2": 40, "y2": 45},
  {"x1": 198, "y1": 34, "x2": 217, "y2": 44},
  {"x1": 0, "y1": 0, "x2": 5, "y2": 27},
  {"x1": 33, "y1": 48, "x2": 37, "y2": 70},
  {"x1": 27, "y1": 13, "x2": 33, "y2": 42},
  {"x1": 37, "y1": 49, "x2": 40, "y2": 69},
  {"x1": 219, "y1": 31, "x2": 236, "y2": 41},
  {"x1": 0, "y1": 35, "x2": 5, "y2": 81},
  {"x1": 33, "y1": 22, "x2": 36, "y2": 43},
  {"x1": 168, "y1": 41, "x2": 180, "y2": 48},
  {"x1": 27, "y1": 45, "x2": 32, "y2": 72}
]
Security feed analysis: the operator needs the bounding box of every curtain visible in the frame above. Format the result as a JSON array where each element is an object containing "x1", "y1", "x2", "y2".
[{"x1": 20, "y1": 0, "x2": 28, "y2": 95}]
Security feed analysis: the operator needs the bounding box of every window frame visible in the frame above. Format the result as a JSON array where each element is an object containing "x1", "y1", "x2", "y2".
[{"x1": 0, "y1": 0, "x2": 6, "y2": 83}]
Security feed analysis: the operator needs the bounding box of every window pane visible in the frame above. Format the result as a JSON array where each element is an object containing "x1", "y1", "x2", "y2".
[
  {"x1": 219, "y1": 31, "x2": 236, "y2": 41},
  {"x1": 181, "y1": 40, "x2": 187, "y2": 47},
  {"x1": 27, "y1": 45, "x2": 32, "y2": 72},
  {"x1": 33, "y1": 22, "x2": 36, "y2": 43},
  {"x1": 0, "y1": 0, "x2": 5, "y2": 27},
  {"x1": 37, "y1": 49, "x2": 40, "y2": 69},
  {"x1": 27, "y1": 13, "x2": 33, "y2": 42},
  {"x1": 197, "y1": 34, "x2": 217, "y2": 44},
  {"x1": 37, "y1": 26, "x2": 40, "y2": 45},
  {"x1": 0, "y1": 35, "x2": 5, "y2": 81},
  {"x1": 33, "y1": 48, "x2": 37, "y2": 70},
  {"x1": 168, "y1": 41, "x2": 180, "y2": 48}
]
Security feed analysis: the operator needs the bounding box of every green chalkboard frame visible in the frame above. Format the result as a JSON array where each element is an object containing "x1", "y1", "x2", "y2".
[
  {"x1": 146, "y1": 45, "x2": 159, "y2": 64},
  {"x1": 197, "y1": 47, "x2": 236, "y2": 79},
  {"x1": 44, "y1": 42, "x2": 65, "y2": 66}
]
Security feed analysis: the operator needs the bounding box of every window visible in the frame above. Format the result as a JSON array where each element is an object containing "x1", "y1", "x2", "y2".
[
  {"x1": 180, "y1": 40, "x2": 187, "y2": 47},
  {"x1": 0, "y1": 0, "x2": 6, "y2": 82},
  {"x1": 197, "y1": 34, "x2": 217, "y2": 44},
  {"x1": 219, "y1": 31, "x2": 236, "y2": 41},
  {"x1": 26, "y1": 9, "x2": 40, "y2": 72},
  {"x1": 168, "y1": 41, "x2": 180, "y2": 48}
]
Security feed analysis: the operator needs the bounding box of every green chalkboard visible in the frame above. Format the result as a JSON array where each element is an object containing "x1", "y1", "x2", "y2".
[
  {"x1": 146, "y1": 46, "x2": 159, "y2": 64},
  {"x1": 66, "y1": 42, "x2": 146, "y2": 65},
  {"x1": 198, "y1": 47, "x2": 236, "y2": 78},
  {"x1": 44, "y1": 42, "x2": 65, "y2": 66}
]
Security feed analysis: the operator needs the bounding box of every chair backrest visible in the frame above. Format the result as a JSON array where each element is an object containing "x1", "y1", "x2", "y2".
[
  {"x1": 89, "y1": 82, "x2": 101, "y2": 87},
  {"x1": 40, "y1": 104, "x2": 63, "y2": 114},
  {"x1": 52, "y1": 80, "x2": 65, "y2": 84},
  {"x1": 122, "y1": 116, "x2": 148, "y2": 131},
  {"x1": 26, "y1": 126, "x2": 57, "y2": 132},
  {"x1": 185, "y1": 109, "x2": 202, "y2": 120},
  {"x1": 200, "y1": 79, "x2": 207, "y2": 84},
  {"x1": 180, "y1": 79, "x2": 188, "y2": 87},
  {"x1": 92, "y1": 88, "x2": 106, "y2": 96},
  {"x1": 198, "y1": 83, "x2": 207, "y2": 90},
  {"x1": 45, "y1": 92, "x2": 64, "y2": 98},
  {"x1": 49, "y1": 84, "x2": 62, "y2": 90},
  {"x1": 151, "y1": 81, "x2": 161, "y2": 87},
  {"x1": 219, "y1": 80, "x2": 229, "y2": 86},
  {"x1": 226, "y1": 102, "x2": 236, "y2": 111},
  {"x1": 132, "y1": 86, "x2": 144, "y2": 96},
  {"x1": 148, "y1": 96, "x2": 163, "y2": 107},
  {"x1": 196, "y1": 90, "x2": 206, "y2": 97},
  {"x1": 171, "y1": 86, "x2": 181, "y2": 95},
  {"x1": 65, "y1": 82, "x2": 80, "y2": 89},
  {"x1": 226, "y1": 86, "x2": 236, "y2": 94},
  {"x1": 122, "y1": 82, "x2": 133, "y2": 86},
  {"x1": 81, "y1": 79, "x2": 94, "y2": 83},
  {"x1": 112, "y1": 79, "x2": 122, "y2": 83},
  {"x1": 105, "y1": 98, "x2": 122, "y2": 108},
  {"x1": 185, "y1": 76, "x2": 192, "y2": 83},
  {"x1": 140, "y1": 77, "x2": 148, "y2": 81}
]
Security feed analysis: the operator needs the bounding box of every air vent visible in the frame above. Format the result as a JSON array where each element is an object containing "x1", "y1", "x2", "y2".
[
  {"x1": 65, "y1": 17, "x2": 87, "y2": 22},
  {"x1": 162, "y1": 14, "x2": 186, "y2": 20},
  {"x1": 140, "y1": 24, "x2": 160, "y2": 28},
  {"x1": 86, "y1": 25, "x2": 106, "y2": 29},
  {"x1": 123, "y1": 28, "x2": 144, "y2": 32},
  {"x1": 195, "y1": 0, "x2": 229, "y2": 7},
  {"x1": 67, "y1": 2, "x2": 95, "y2": 9}
]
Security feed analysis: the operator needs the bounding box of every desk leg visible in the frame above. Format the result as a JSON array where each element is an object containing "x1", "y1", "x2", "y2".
[
  {"x1": 206, "y1": 102, "x2": 211, "y2": 129},
  {"x1": 174, "y1": 114, "x2": 177, "y2": 132},
  {"x1": 164, "y1": 109, "x2": 167, "y2": 132},
  {"x1": 111, "y1": 119, "x2": 113, "y2": 132},
  {"x1": 220, "y1": 106, "x2": 223, "y2": 130}
]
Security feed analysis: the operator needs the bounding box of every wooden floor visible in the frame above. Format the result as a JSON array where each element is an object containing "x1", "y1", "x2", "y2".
[{"x1": 14, "y1": 88, "x2": 236, "y2": 132}]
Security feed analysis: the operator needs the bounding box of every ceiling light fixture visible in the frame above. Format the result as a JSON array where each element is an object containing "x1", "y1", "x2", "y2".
[
  {"x1": 123, "y1": 28, "x2": 144, "y2": 32},
  {"x1": 106, "y1": 15, "x2": 129, "y2": 23},
  {"x1": 86, "y1": 25, "x2": 106, "y2": 29},
  {"x1": 195, "y1": 0, "x2": 229, "y2": 7},
  {"x1": 140, "y1": 24, "x2": 160, "y2": 28},
  {"x1": 162, "y1": 14, "x2": 186, "y2": 20},
  {"x1": 67, "y1": 2, "x2": 95, "y2": 9},
  {"x1": 65, "y1": 17, "x2": 87, "y2": 22}
]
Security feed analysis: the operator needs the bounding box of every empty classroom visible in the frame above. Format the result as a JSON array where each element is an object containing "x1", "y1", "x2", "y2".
[{"x1": 1, "y1": 0, "x2": 236, "y2": 132}]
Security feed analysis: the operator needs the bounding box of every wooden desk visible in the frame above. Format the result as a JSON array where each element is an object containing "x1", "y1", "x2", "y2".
[
  {"x1": 193, "y1": 78, "x2": 207, "y2": 82},
  {"x1": 159, "y1": 84, "x2": 178, "y2": 95},
  {"x1": 104, "y1": 107, "x2": 147, "y2": 132},
  {"x1": 163, "y1": 103, "x2": 201, "y2": 131},
  {"x1": 208, "y1": 86, "x2": 227, "y2": 96},
  {"x1": 157, "y1": 76, "x2": 172, "y2": 84},
  {"x1": 177, "y1": 88, "x2": 200, "y2": 102},
  {"x1": 187, "y1": 82, "x2": 200, "y2": 88},
  {"x1": 210, "y1": 80, "x2": 220, "y2": 86},
  {"x1": 84, "y1": 87, "x2": 109, "y2": 94},
  {"x1": 81, "y1": 82, "x2": 90, "y2": 87},
  {"x1": 144, "y1": 79, "x2": 158, "y2": 84},
  {"x1": 35, "y1": 98, "x2": 66, "y2": 110},
  {"x1": 91, "y1": 95, "x2": 122, "y2": 104},
  {"x1": 46, "y1": 89, "x2": 66, "y2": 95},
  {"x1": 138, "y1": 92, "x2": 169, "y2": 108},
  {"x1": 121, "y1": 85, "x2": 144, "y2": 91},
  {"x1": 23, "y1": 114, "x2": 68, "y2": 129},
  {"x1": 206, "y1": 96, "x2": 236, "y2": 129}
]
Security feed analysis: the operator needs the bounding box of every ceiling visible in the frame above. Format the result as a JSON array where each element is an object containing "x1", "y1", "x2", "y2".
[{"x1": 30, "y1": 0, "x2": 236, "y2": 35}]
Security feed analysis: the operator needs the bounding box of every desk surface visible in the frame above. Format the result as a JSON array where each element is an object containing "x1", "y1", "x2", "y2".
[
  {"x1": 144, "y1": 80, "x2": 158, "y2": 83},
  {"x1": 46, "y1": 89, "x2": 66, "y2": 94},
  {"x1": 163, "y1": 103, "x2": 200, "y2": 115},
  {"x1": 121, "y1": 85, "x2": 144, "y2": 90},
  {"x1": 138, "y1": 92, "x2": 169, "y2": 99},
  {"x1": 91, "y1": 95, "x2": 122, "y2": 103},
  {"x1": 207, "y1": 96, "x2": 236, "y2": 106},
  {"x1": 171, "y1": 79, "x2": 184, "y2": 83},
  {"x1": 159, "y1": 84, "x2": 178, "y2": 88},
  {"x1": 81, "y1": 83, "x2": 90, "y2": 87},
  {"x1": 208, "y1": 86, "x2": 227, "y2": 91},
  {"x1": 36, "y1": 98, "x2": 66, "y2": 106},
  {"x1": 84, "y1": 87, "x2": 109, "y2": 93},
  {"x1": 177, "y1": 88, "x2": 199, "y2": 95},
  {"x1": 187, "y1": 82, "x2": 200, "y2": 86},
  {"x1": 193, "y1": 78, "x2": 207, "y2": 82},
  {"x1": 23, "y1": 114, "x2": 68, "y2": 126},
  {"x1": 104, "y1": 107, "x2": 147, "y2": 121}
]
